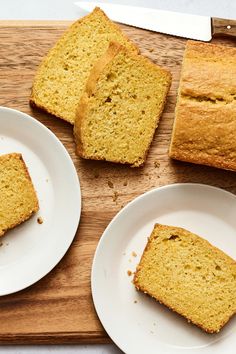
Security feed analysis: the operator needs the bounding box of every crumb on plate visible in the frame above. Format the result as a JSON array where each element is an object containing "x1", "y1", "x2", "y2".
[{"x1": 37, "y1": 216, "x2": 43, "y2": 224}]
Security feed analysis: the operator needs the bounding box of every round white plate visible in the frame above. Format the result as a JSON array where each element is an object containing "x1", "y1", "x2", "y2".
[
  {"x1": 0, "y1": 106, "x2": 81, "y2": 295},
  {"x1": 92, "y1": 183, "x2": 236, "y2": 354}
]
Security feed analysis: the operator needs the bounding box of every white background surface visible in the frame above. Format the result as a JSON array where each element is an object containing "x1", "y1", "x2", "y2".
[
  {"x1": 0, "y1": 0, "x2": 235, "y2": 353},
  {"x1": 1, "y1": 0, "x2": 236, "y2": 19}
]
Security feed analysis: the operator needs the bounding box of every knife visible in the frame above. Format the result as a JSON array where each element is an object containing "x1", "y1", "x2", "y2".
[{"x1": 75, "y1": 1, "x2": 236, "y2": 41}]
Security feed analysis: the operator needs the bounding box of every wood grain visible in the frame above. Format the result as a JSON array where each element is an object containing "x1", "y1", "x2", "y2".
[
  {"x1": 212, "y1": 17, "x2": 236, "y2": 38},
  {"x1": 0, "y1": 22, "x2": 235, "y2": 344}
]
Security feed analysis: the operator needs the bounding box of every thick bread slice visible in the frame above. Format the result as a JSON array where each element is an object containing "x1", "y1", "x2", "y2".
[
  {"x1": 30, "y1": 7, "x2": 138, "y2": 124},
  {"x1": 0, "y1": 153, "x2": 39, "y2": 237},
  {"x1": 169, "y1": 40, "x2": 236, "y2": 171},
  {"x1": 133, "y1": 224, "x2": 236, "y2": 333},
  {"x1": 74, "y1": 41, "x2": 171, "y2": 167}
]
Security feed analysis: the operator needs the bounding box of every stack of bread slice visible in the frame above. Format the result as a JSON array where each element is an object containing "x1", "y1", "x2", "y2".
[{"x1": 30, "y1": 7, "x2": 171, "y2": 167}]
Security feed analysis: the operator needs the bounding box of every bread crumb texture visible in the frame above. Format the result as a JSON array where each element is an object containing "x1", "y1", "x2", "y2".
[
  {"x1": 0, "y1": 153, "x2": 39, "y2": 237},
  {"x1": 74, "y1": 41, "x2": 171, "y2": 166},
  {"x1": 169, "y1": 40, "x2": 236, "y2": 171},
  {"x1": 30, "y1": 7, "x2": 138, "y2": 124},
  {"x1": 133, "y1": 223, "x2": 236, "y2": 333}
]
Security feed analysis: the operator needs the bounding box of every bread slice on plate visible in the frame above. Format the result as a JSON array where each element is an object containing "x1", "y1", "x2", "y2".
[
  {"x1": 74, "y1": 41, "x2": 171, "y2": 167},
  {"x1": 133, "y1": 223, "x2": 236, "y2": 333},
  {"x1": 0, "y1": 153, "x2": 39, "y2": 237},
  {"x1": 169, "y1": 40, "x2": 236, "y2": 171},
  {"x1": 30, "y1": 7, "x2": 138, "y2": 124}
]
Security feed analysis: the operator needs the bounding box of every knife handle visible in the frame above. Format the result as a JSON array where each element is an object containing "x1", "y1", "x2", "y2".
[{"x1": 212, "y1": 18, "x2": 236, "y2": 38}]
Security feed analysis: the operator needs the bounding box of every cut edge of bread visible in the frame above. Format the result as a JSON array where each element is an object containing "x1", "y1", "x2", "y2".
[
  {"x1": 74, "y1": 41, "x2": 171, "y2": 167},
  {"x1": 134, "y1": 276, "x2": 235, "y2": 334},
  {"x1": 133, "y1": 223, "x2": 236, "y2": 334},
  {"x1": 0, "y1": 153, "x2": 39, "y2": 237},
  {"x1": 74, "y1": 41, "x2": 122, "y2": 160},
  {"x1": 29, "y1": 7, "x2": 139, "y2": 125}
]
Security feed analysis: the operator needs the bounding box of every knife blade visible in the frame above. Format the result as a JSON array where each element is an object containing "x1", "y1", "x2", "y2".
[{"x1": 75, "y1": 1, "x2": 236, "y2": 41}]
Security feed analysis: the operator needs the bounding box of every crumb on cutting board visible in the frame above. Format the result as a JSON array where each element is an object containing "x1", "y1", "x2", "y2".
[
  {"x1": 154, "y1": 160, "x2": 160, "y2": 168},
  {"x1": 132, "y1": 251, "x2": 137, "y2": 257},
  {"x1": 127, "y1": 270, "x2": 132, "y2": 276},
  {"x1": 107, "y1": 180, "x2": 114, "y2": 188},
  {"x1": 112, "y1": 191, "x2": 119, "y2": 202}
]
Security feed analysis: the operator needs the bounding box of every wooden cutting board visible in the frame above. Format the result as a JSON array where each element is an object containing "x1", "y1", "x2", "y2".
[{"x1": 0, "y1": 20, "x2": 235, "y2": 344}]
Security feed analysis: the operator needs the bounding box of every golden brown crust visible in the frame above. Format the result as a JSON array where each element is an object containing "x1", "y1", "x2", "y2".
[
  {"x1": 170, "y1": 149, "x2": 236, "y2": 172},
  {"x1": 74, "y1": 42, "x2": 123, "y2": 161},
  {"x1": 133, "y1": 223, "x2": 236, "y2": 333},
  {"x1": 86, "y1": 41, "x2": 122, "y2": 97},
  {"x1": 169, "y1": 99, "x2": 236, "y2": 171},
  {"x1": 181, "y1": 42, "x2": 236, "y2": 101},
  {"x1": 186, "y1": 40, "x2": 236, "y2": 64},
  {"x1": 169, "y1": 40, "x2": 236, "y2": 172}
]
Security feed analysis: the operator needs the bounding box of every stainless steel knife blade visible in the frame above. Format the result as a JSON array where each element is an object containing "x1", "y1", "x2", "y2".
[
  {"x1": 75, "y1": 2, "x2": 236, "y2": 41},
  {"x1": 75, "y1": 1, "x2": 212, "y2": 41}
]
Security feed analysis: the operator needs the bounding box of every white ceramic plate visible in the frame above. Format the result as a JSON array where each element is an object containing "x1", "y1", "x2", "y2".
[
  {"x1": 0, "y1": 106, "x2": 81, "y2": 295},
  {"x1": 92, "y1": 183, "x2": 236, "y2": 354}
]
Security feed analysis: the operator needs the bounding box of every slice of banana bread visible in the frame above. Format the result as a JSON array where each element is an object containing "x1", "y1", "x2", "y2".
[
  {"x1": 0, "y1": 153, "x2": 39, "y2": 237},
  {"x1": 74, "y1": 41, "x2": 171, "y2": 167},
  {"x1": 30, "y1": 7, "x2": 138, "y2": 124},
  {"x1": 133, "y1": 223, "x2": 236, "y2": 333}
]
